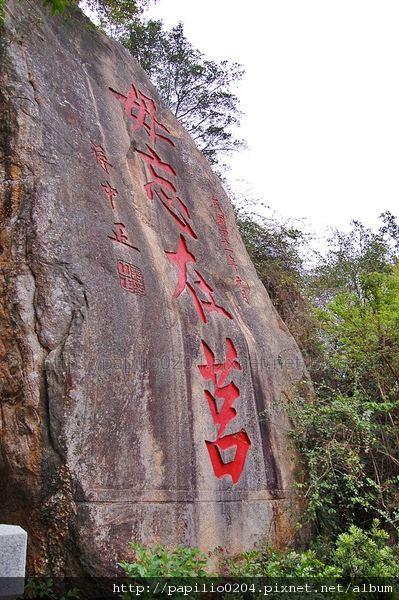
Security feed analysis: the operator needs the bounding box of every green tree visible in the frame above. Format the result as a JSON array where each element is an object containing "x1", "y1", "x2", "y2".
[
  {"x1": 236, "y1": 212, "x2": 399, "y2": 539},
  {"x1": 236, "y1": 206, "x2": 322, "y2": 367},
  {"x1": 84, "y1": 0, "x2": 157, "y2": 37},
  {"x1": 311, "y1": 212, "x2": 399, "y2": 307},
  {"x1": 121, "y1": 19, "x2": 246, "y2": 166},
  {"x1": 287, "y1": 222, "x2": 399, "y2": 538}
]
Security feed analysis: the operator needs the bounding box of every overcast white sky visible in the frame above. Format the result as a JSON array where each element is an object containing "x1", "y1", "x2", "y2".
[{"x1": 144, "y1": 0, "x2": 399, "y2": 238}]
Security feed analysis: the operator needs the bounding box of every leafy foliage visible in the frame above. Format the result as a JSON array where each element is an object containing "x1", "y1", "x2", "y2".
[
  {"x1": 121, "y1": 20, "x2": 246, "y2": 166},
  {"x1": 288, "y1": 384, "x2": 399, "y2": 535},
  {"x1": 84, "y1": 0, "x2": 157, "y2": 37},
  {"x1": 228, "y1": 521, "x2": 399, "y2": 578},
  {"x1": 118, "y1": 542, "x2": 212, "y2": 577},
  {"x1": 120, "y1": 523, "x2": 399, "y2": 580},
  {"x1": 236, "y1": 211, "x2": 399, "y2": 549},
  {"x1": 42, "y1": 0, "x2": 70, "y2": 16},
  {"x1": 310, "y1": 212, "x2": 399, "y2": 307},
  {"x1": 333, "y1": 520, "x2": 399, "y2": 578},
  {"x1": 24, "y1": 577, "x2": 79, "y2": 599},
  {"x1": 274, "y1": 216, "x2": 399, "y2": 538},
  {"x1": 229, "y1": 545, "x2": 340, "y2": 577},
  {"x1": 236, "y1": 206, "x2": 322, "y2": 366}
]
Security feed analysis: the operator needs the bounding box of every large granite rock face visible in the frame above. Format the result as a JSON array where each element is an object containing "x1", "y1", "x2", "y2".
[{"x1": 0, "y1": 0, "x2": 308, "y2": 575}]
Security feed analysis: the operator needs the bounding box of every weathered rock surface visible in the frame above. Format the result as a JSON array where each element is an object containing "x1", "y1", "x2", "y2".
[{"x1": 0, "y1": 0, "x2": 309, "y2": 575}]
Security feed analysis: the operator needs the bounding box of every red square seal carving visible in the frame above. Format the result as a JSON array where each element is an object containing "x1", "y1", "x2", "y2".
[{"x1": 117, "y1": 260, "x2": 146, "y2": 297}]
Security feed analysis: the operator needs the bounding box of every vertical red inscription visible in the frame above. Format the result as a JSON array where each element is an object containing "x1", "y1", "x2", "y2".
[
  {"x1": 137, "y1": 145, "x2": 177, "y2": 180},
  {"x1": 109, "y1": 84, "x2": 175, "y2": 147},
  {"x1": 213, "y1": 198, "x2": 250, "y2": 304},
  {"x1": 111, "y1": 82, "x2": 197, "y2": 238},
  {"x1": 91, "y1": 134, "x2": 146, "y2": 304},
  {"x1": 198, "y1": 338, "x2": 251, "y2": 484},
  {"x1": 204, "y1": 384, "x2": 239, "y2": 437},
  {"x1": 108, "y1": 83, "x2": 253, "y2": 485},
  {"x1": 165, "y1": 235, "x2": 205, "y2": 321}
]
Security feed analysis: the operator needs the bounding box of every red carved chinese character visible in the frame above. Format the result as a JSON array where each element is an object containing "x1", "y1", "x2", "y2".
[
  {"x1": 241, "y1": 289, "x2": 250, "y2": 304},
  {"x1": 137, "y1": 145, "x2": 177, "y2": 198},
  {"x1": 219, "y1": 230, "x2": 230, "y2": 244},
  {"x1": 213, "y1": 198, "x2": 221, "y2": 211},
  {"x1": 205, "y1": 430, "x2": 252, "y2": 485},
  {"x1": 108, "y1": 223, "x2": 140, "y2": 251},
  {"x1": 90, "y1": 142, "x2": 112, "y2": 174},
  {"x1": 165, "y1": 235, "x2": 196, "y2": 298},
  {"x1": 101, "y1": 182, "x2": 118, "y2": 209},
  {"x1": 165, "y1": 237, "x2": 232, "y2": 323},
  {"x1": 216, "y1": 213, "x2": 227, "y2": 229},
  {"x1": 155, "y1": 188, "x2": 197, "y2": 239},
  {"x1": 198, "y1": 338, "x2": 242, "y2": 388},
  {"x1": 137, "y1": 145, "x2": 197, "y2": 239},
  {"x1": 117, "y1": 260, "x2": 146, "y2": 296},
  {"x1": 205, "y1": 381, "x2": 239, "y2": 437},
  {"x1": 235, "y1": 276, "x2": 250, "y2": 303},
  {"x1": 225, "y1": 251, "x2": 239, "y2": 271},
  {"x1": 109, "y1": 84, "x2": 174, "y2": 147},
  {"x1": 194, "y1": 271, "x2": 233, "y2": 321}
]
